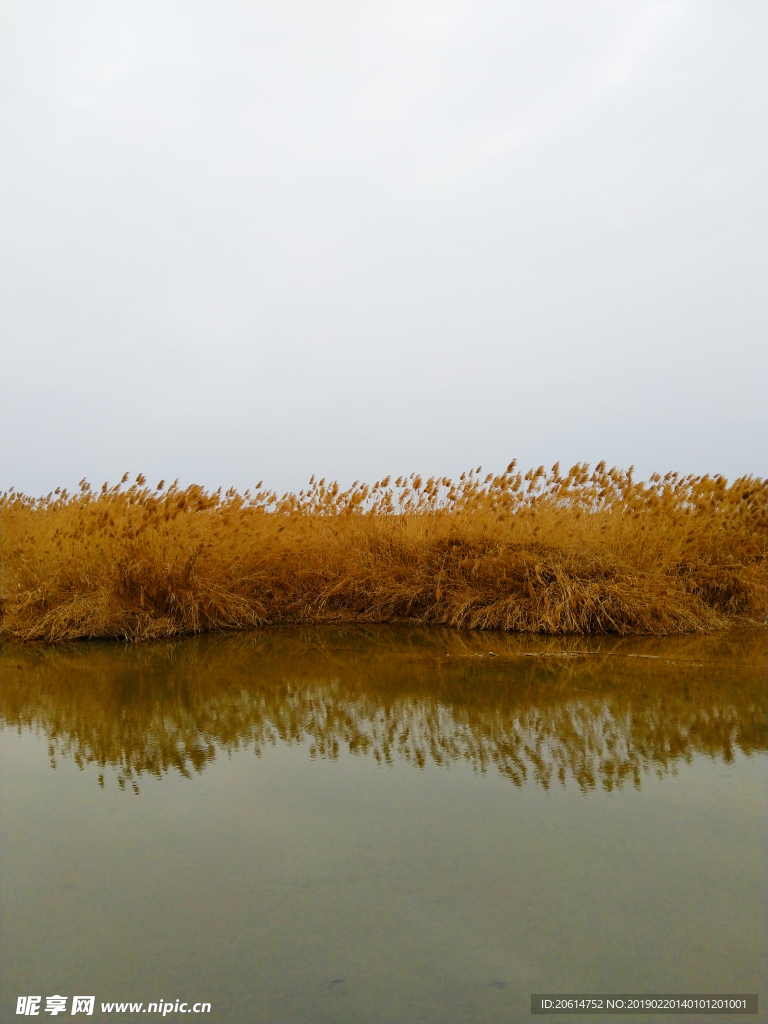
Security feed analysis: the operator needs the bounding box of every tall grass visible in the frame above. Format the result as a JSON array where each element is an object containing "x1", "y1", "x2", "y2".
[{"x1": 1, "y1": 462, "x2": 765, "y2": 642}]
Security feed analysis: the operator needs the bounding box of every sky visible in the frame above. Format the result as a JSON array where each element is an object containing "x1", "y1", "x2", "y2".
[{"x1": 2, "y1": 0, "x2": 766, "y2": 497}]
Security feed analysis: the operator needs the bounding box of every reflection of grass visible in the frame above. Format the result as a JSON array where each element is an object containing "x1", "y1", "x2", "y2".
[
  {"x1": 2, "y1": 462, "x2": 765, "y2": 641},
  {"x1": 2, "y1": 626, "x2": 765, "y2": 792}
]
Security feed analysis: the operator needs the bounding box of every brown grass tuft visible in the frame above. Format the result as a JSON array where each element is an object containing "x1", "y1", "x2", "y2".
[{"x1": 2, "y1": 463, "x2": 765, "y2": 643}]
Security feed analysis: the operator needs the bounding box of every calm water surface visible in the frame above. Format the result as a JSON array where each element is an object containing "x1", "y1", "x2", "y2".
[{"x1": 2, "y1": 626, "x2": 766, "y2": 1023}]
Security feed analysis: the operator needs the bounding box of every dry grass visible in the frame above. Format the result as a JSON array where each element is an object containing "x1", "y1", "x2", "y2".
[{"x1": 1, "y1": 461, "x2": 765, "y2": 642}]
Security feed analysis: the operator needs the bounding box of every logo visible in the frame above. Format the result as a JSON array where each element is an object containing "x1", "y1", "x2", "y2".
[{"x1": 16, "y1": 996, "x2": 94, "y2": 1016}]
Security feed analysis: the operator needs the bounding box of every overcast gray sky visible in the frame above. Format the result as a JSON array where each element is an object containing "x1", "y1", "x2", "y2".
[{"x1": 2, "y1": 0, "x2": 766, "y2": 496}]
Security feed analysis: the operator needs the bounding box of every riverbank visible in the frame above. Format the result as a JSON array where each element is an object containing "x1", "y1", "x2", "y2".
[{"x1": 2, "y1": 463, "x2": 765, "y2": 643}]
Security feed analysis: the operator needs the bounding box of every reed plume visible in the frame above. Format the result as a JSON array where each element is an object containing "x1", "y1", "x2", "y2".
[{"x1": 1, "y1": 462, "x2": 765, "y2": 642}]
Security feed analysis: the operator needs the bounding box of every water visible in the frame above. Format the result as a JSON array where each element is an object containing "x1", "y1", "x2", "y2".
[{"x1": 2, "y1": 625, "x2": 766, "y2": 1023}]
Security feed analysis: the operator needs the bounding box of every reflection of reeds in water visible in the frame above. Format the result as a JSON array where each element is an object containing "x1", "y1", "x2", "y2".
[
  {"x1": 3, "y1": 626, "x2": 765, "y2": 793},
  {"x1": 1, "y1": 463, "x2": 765, "y2": 641}
]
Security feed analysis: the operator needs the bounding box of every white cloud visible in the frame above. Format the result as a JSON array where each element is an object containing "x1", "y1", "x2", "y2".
[{"x1": 1, "y1": 0, "x2": 765, "y2": 493}]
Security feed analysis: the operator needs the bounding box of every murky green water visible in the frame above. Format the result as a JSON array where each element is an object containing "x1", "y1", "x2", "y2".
[{"x1": 2, "y1": 626, "x2": 766, "y2": 1023}]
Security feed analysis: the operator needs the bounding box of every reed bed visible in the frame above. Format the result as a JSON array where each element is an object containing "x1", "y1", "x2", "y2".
[{"x1": 1, "y1": 462, "x2": 765, "y2": 643}]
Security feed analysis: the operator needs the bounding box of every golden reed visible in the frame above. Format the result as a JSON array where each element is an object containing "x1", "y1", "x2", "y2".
[{"x1": 2, "y1": 462, "x2": 765, "y2": 642}]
